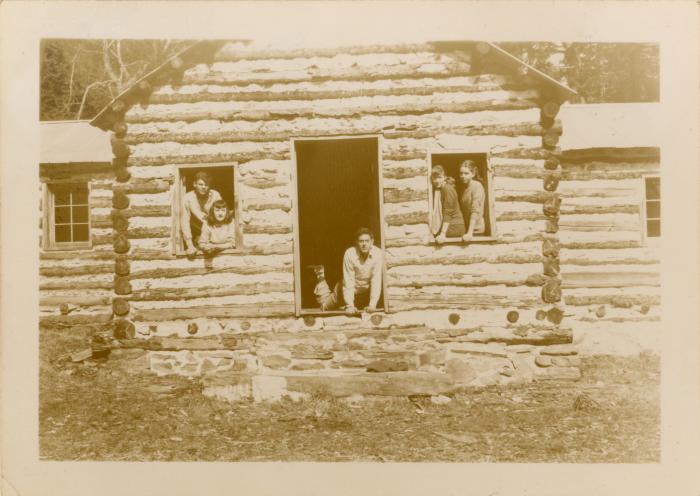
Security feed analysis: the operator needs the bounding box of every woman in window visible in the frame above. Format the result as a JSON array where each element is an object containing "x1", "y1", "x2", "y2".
[
  {"x1": 181, "y1": 171, "x2": 222, "y2": 255},
  {"x1": 431, "y1": 165, "x2": 466, "y2": 244},
  {"x1": 198, "y1": 200, "x2": 236, "y2": 254},
  {"x1": 459, "y1": 160, "x2": 486, "y2": 242}
]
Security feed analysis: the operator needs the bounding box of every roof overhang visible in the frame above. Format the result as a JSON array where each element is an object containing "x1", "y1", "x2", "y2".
[
  {"x1": 40, "y1": 120, "x2": 112, "y2": 165},
  {"x1": 431, "y1": 41, "x2": 577, "y2": 103}
]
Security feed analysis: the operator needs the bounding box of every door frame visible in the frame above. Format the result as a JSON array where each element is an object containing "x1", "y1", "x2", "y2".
[{"x1": 290, "y1": 134, "x2": 387, "y2": 316}]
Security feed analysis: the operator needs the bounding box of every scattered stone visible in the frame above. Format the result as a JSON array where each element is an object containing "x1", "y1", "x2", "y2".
[
  {"x1": 261, "y1": 355, "x2": 292, "y2": 369},
  {"x1": 71, "y1": 349, "x2": 93, "y2": 363},
  {"x1": 551, "y1": 356, "x2": 581, "y2": 367},
  {"x1": 506, "y1": 344, "x2": 535, "y2": 353},
  {"x1": 290, "y1": 345, "x2": 333, "y2": 360},
  {"x1": 535, "y1": 309, "x2": 547, "y2": 321},
  {"x1": 180, "y1": 363, "x2": 199, "y2": 375},
  {"x1": 252, "y1": 375, "x2": 289, "y2": 402},
  {"x1": 511, "y1": 395, "x2": 523, "y2": 403},
  {"x1": 499, "y1": 367, "x2": 515, "y2": 377},
  {"x1": 419, "y1": 349, "x2": 446, "y2": 366},
  {"x1": 639, "y1": 304, "x2": 651, "y2": 315},
  {"x1": 535, "y1": 366, "x2": 582, "y2": 381},
  {"x1": 445, "y1": 358, "x2": 477, "y2": 384},
  {"x1": 535, "y1": 355, "x2": 552, "y2": 367},
  {"x1": 448, "y1": 313, "x2": 460, "y2": 325},
  {"x1": 91, "y1": 348, "x2": 111, "y2": 360},
  {"x1": 343, "y1": 394, "x2": 365, "y2": 406},
  {"x1": 573, "y1": 392, "x2": 601, "y2": 411},
  {"x1": 187, "y1": 322, "x2": 198, "y2": 335},
  {"x1": 290, "y1": 362, "x2": 325, "y2": 371},
  {"x1": 145, "y1": 385, "x2": 176, "y2": 394},
  {"x1": 200, "y1": 358, "x2": 218, "y2": 373},
  {"x1": 506, "y1": 310, "x2": 519, "y2": 323},
  {"x1": 334, "y1": 359, "x2": 367, "y2": 369},
  {"x1": 59, "y1": 303, "x2": 75, "y2": 315},
  {"x1": 450, "y1": 343, "x2": 507, "y2": 357},
  {"x1": 370, "y1": 314, "x2": 384, "y2": 326},
  {"x1": 540, "y1": 345, "x2": 577, "y2": 356},
  {"x1": 430, "y1": 395, "x2": 452, "y2": 405},
  {"x1": 366, "y1": 359, "x2": 410, "y2": 373},
  {"x1": 348, "y1": 337, "x2": 377, "y2": 350},
  {"x1": 595, "y1": 305, "x2": 607, "y2": 318}
]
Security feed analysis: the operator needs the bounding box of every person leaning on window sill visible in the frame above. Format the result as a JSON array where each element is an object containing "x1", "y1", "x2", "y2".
[{"x1": 198, "y1": 200, "x2": 236, "y2": 255}]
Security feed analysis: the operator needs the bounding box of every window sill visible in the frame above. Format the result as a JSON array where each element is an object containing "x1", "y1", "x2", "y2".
[
  {"x1": 174, "y1": 248, "x2": 241, "y2": 258},
  {"x1": 432, "y1": 236, "x2": 498, "y2": 245},
  {"x1": 43, "y1": 243, "x2": 94, "y2": 252},
  {"x1": 300, "y1": 309, "x2": 388, "y2": 317}
]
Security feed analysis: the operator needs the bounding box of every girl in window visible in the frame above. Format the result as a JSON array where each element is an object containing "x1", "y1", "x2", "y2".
[
  {"x1": 459, "y1": 160, "x2": 486, "y2": 242},
  {"x1": 431, "y1": 165, "x2": 466, "y2": 243},
  {"x1": 198, "y1": 200, "x2": 236, "y2": 254}
]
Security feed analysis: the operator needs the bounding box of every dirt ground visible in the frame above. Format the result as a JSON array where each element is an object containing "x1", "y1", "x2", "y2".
[{"x1": 39, "y1": 325, "x2": 660, "y2": 462}]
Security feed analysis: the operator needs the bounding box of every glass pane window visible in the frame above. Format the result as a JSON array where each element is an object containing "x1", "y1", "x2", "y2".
[
  {"x1": 646, "y1": 200, "x2": 660, "y2": 219},
  {"x1": 646, "y1": 219, "x2": 660, "y2": 238},
  {"x1": 645, "y1": 177, "x2": 660, "y2": 200},
  {"x1": 49, "y1": 183, "x2": 90, "y2": 246},
  {"x1": 644, "y1": 176, "x2": 661, "y2": 238}
]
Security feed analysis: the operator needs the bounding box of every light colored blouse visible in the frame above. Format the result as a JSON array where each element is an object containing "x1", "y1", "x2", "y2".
[
  {"x1": 460, "y1": 180, "x2": 486, "y2": 233},
  {"x1": 199, "y1": 220, "x2": 235, "y2": 247},
  {"x1": 180, "y1": 189, "x2": 222, "y2": 241}
]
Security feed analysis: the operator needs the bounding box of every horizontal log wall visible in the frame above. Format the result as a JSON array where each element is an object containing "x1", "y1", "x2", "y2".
[
  {"x1": 558, "y1": 147, "x2": 660, "y2": 330},
  {"x1": 101, "y1": 44, "x2": 553, "y2": 323},
  {"x1": 40, "y1": 43, "x2": 659, "y2": 338},
  {"x1": 39, "y1": 165, "x2": 115, "y2": 323}
]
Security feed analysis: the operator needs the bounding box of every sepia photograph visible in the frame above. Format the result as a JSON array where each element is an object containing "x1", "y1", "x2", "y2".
[
  {"x1": 2, "y1": 2, "x2": 700, "y2": 495},
  {"x1": 36, "y1": 36, "x2": 663, "y2": 461}
]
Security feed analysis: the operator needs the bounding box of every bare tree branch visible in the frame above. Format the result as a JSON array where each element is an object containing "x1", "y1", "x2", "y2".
[
  {"x1": 76, "y1": 80, "x2": 111, "y2": 119},
  {"x1": 102, "y1": 40, "x2": 120, "y2": 85}
]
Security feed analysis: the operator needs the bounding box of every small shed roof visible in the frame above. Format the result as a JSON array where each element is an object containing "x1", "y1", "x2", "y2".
[
  {"x1": 558, "y1": 103, "x2": 661, "y2": 150},
  {"x1": 40, "y1": 120, "x2": 112, "y2": 164}
]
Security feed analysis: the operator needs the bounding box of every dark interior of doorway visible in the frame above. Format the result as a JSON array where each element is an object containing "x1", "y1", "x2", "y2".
[
  {"x1": 430, "y1": 152, "x2": 492, "y2": 237},
  {"x1": 295, "y1": 137, "x2": 384, "y2": 312}
]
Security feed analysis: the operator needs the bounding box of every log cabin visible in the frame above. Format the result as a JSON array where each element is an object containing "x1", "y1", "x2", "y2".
[{"x1": 39, "y1": 40, "x2": 660, "y2": 399}]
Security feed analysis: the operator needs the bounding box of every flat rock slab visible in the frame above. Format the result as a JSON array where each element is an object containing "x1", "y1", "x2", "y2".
[{"x1": 286, "y1": 371, "x2": 457, "y2": 397}]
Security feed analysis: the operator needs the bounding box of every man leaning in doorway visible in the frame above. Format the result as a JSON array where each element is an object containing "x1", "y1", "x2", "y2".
[
  {"x1": 342, "y1": 227, "x2": 383, "y2": 315},
  {"x1": 310, "y1": 227, "x2": 383, "y2": 314}
]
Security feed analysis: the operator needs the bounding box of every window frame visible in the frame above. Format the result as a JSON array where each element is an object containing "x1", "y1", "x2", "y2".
[
  {"x1": 290, "y1": 133, "x2": 389, "y2": 317},
  {"x1": 42, "y1": 180, "x2": 93, "y2": 251},
  {"x1": 171, "y1": 162, "x2": 243, "y2": 257},
  {"x1": 640, "y1": 174, "x2": 661, "y2": 245},
  {"x1": 427, "y1": 149, "x2": 498, "y2": 244}
]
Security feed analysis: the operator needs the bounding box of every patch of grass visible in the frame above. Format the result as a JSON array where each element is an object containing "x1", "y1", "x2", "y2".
[{"x1": 39, "y1": 326, "x2": 659, "y2": 462}]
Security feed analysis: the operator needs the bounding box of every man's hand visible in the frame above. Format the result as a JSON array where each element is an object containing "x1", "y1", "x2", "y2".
[
  {"x1": 185, "y1": 244, "x2": 196, "y2": 256},
  {"x1": 461, "y1": 233, "x2": 473, "y2": 243},
  {"x1": 345, "y1": 306, "x2": 358, "y2": 316},
  {"x1": 364, "y1": 305, "x2": 378, "y2": 314}
]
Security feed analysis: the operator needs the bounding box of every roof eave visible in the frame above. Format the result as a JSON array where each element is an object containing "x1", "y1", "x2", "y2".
[{"x1": 431, "y1": 40, "x2": 577, "y2": 102}]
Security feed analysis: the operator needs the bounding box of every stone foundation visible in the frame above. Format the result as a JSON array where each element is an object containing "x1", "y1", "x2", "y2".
[{"x1": 137, "y1": 326, "x2": 580, "y2": 401}]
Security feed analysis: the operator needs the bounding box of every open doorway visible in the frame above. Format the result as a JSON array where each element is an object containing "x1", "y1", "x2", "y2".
[{"x1": 292, "y1": 136, "x2": 386, "y2": 314}]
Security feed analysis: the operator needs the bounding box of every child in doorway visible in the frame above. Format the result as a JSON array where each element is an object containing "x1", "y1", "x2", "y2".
[
  {"x1": 308, "y1": 265, "x2": 341, "y2": 311},
  {"x1": 198, "y1": 200, "x2": 236, "y2": 254}
]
